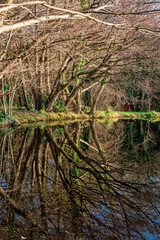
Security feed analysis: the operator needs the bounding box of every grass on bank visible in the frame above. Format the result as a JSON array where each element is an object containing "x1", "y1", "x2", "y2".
[
  {"x1": 95, "y1": 109, "x2": 160, "y2": 122},
  {"x1": 0, "y1": 111, "x2": 20, "y2": 126},
  {"x1": 0, "y1": 108, "x2": 160, "y2": 127},
  {"x1": 12, "y1": 109, "x2": 90, "y2": 124}
]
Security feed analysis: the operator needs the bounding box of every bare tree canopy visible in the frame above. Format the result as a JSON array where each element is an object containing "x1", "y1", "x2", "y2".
[{"x1": 0, "y1": 0, "x2": 160, "y2": 115}]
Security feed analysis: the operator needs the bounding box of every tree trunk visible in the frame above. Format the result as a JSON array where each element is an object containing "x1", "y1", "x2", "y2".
[
  {"x1": 45, "y1": 54, "x2": 72, "y2": 112},
  {"x1": 90, "y1": 82, "x2": 105, "y2": 115}
]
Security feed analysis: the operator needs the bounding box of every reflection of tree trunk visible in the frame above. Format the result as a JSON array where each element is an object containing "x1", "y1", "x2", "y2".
[
  {"x1": 5, "y1": 132, "x2": 34, "y2": 232},
  {"x1": 13, "y1": 134, "x2": 35, "y2": 194},
  {"x1": 31, "y1": 160, "x2": 35, "y2": 191},
  {"x1": 42, "y1": 140, "x2": 48, "y2": 188},
  {"x1": 64, "y1": 126, "x2": 107, "y2": 188},
  {"x1": 89, "y1": 121, "x2": 105, "y2": 161},
  {"x1": 8, "y1": 134, "x2": 16, "y2": 190},
  {"x1": 35, "y1": 129, "x2": 48, "y2": 229},
  {"x1": 7, "y1": 207, "x2": 15, "y2": 238},
  {"x1": 1, "y1": 133, "x2": 6, "y2": 170},
  {"x1": 45, "y1": 128, "x2": 84, "y2": 237},
  {"x1": 15, "y1": 129, "x2": 29, "y2": 165},
  {"x1": 0, "y1": 186, "x2": 49, "y2": 236},
  {"x1": 45, "y1": 128, "x2": 69, "y2": 189},
  {"x1": 64, "y1": 126, "x2": 91, "y2": 162},
  {"x1": 81, "y1": 125, "x2": 90, "y2": 151}
]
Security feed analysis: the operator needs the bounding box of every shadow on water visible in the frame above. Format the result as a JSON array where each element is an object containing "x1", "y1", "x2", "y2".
[{"x1": 0, "y1": 120, "x2": 160, "y2": 240}]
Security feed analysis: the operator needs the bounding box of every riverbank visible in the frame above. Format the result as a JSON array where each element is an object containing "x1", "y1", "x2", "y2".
[
  {"x1": 0, "y1": 109, "x2": 160, "y2": 127},
  {"x1": 95, "y1": 110, "x2": 160, "y2": 121},
  {"x1": 0, "y1": 110, "x2": 91, "y2": 127}
]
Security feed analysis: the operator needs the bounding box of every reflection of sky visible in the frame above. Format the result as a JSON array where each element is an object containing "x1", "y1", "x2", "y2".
[
  {"x1": 0, "y1": 177, "x2": 7, "y2": 191},
  {"x1": 143, "y1": 224, "x2": 160, "y2": 240},
  {"x1": 0, "y1": 122, "x2": 160, "y2": 239},
  {"x1": 144, "y1": 232, "x2": 160, "y2": 240},
  {"x1": 145, "y1": 207, "x2": 160, "y2": 240},
  {"x1": 92, "y1": 195, "x2": 160, "y2": 239}
]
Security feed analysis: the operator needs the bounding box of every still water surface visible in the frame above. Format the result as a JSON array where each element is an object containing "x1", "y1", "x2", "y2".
[{"x1": 0, "y1": 120, "x2": 160, "y2": 240}]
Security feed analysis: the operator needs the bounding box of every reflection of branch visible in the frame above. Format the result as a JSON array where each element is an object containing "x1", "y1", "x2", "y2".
[
  {"x1": 45, "y1": 127, "x2": 84, "y2": 236},
  {"x1": 41, "y1": 167, "x2": 54, "y2": 182},
  {"x1": 89, "y1": 121, "x2": 106, "y2": 160},
  {"x1": 45, "y1": 128, "x2": 72, "y2": 163},
  {"x1": 0, "y1": 186, "x2": 49, "y2": 236},
  {"x1": 15, "y1": 129, "x2": 29, "y2": 165},
  {"x1": 64, "y1": 126, "x2": 109, "y2": 191},
  {"x1": 13, "y1": 132, "x2": 35, "y2": 191},
  {"x1": 80, "y1": 139, "x2": 98, "y2": 152}
]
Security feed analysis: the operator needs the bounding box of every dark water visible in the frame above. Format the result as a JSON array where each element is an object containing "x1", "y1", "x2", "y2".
[{"x1": 0, "y1": 120, "x2": 160, "y2": 240}]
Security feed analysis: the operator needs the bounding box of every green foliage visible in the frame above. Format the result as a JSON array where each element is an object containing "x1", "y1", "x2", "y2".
[
  {"x1": 0, "y1": 111, "x2": 5, "y2": 120},
  {"x1": 122, "y1": 56, "x2": 160, "y2": 112},
  {"x1": 39, "y1": 108, "x2": 46, "y2": 114},
  {"x1": 27, "y1": 94, "x2": 34, "y2": 110},
  {"x1": 52, "y1": 99, "x2": 66, "y2": 112},
  {"x1": 110, "y1": 41, "x2": 121, "y2": 51},
  {"x1": 80, "y1": 0, "x2": 88, "y2": 9},
  {"x1": 68, "y1": 84, "x2": 73, "y2": 93},
  {"x1": 81, "y1": 126, "x2": 90, "y2": 151},
  {"x1": 54, "y1": 128, "x2": 65, "y2": 136},
  {"x1": 73, "y1": 57, "x2": 86, "y2": 99},
  {"x1": 101, "y1": 77, "x2": 110, "y2": 85},
  {"x1": 3, "y1": 82, "x2": 7, "y2": 92},
  {"x1": 16, "y1": 107, "x2": 27, "y2": 112},
  {"x1": 72, "y1": 166, "x2": 79, "y2": 178},
  {"x1": 81, "y1": 34, "x2": 86, "y2": 41},
  {"x1": 0, "y1": 111, "x2": 20, "y2": 125},
  {"x1": 74, "y1": 57, "x2": 85, "y2": 78}
]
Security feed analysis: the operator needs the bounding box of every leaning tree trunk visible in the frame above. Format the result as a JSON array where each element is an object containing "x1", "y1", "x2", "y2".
[{"x1": 90, "y1": 82, "x2": 105, "y2": 115}]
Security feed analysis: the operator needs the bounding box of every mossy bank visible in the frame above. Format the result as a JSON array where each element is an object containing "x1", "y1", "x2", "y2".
[
  {"x1": 4, "y1": 110, "x2": 91, "y2": 126},
  {"x1": 0, "y1": 109, "x2": 160, "y2": 128}
]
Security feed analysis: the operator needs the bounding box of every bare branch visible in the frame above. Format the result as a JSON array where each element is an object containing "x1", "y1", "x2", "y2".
[
  {"x1": 0, "y1": 15, "x2": 71, "y2": 34},
  {"x1": 0, "y1": 1, "x2": 44, "y2": 14},
  {"x1": 0, "y1": 1, "x2": 159, "y2": 36}
]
